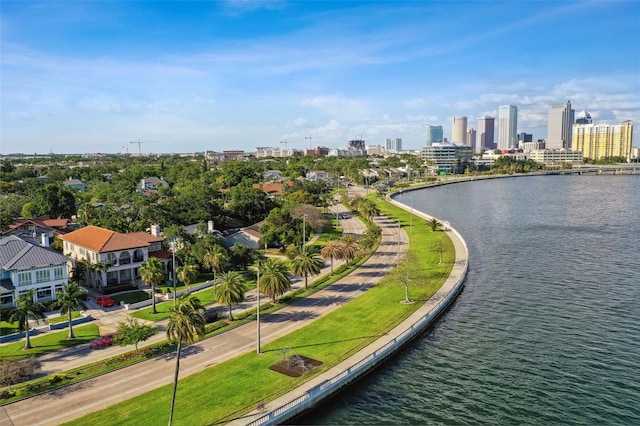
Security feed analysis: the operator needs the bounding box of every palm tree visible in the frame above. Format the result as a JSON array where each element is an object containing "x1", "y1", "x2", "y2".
[
  {"x1": 89, "y1": 261, "x2": 108, "y2": 288},
  {"x1": 428, "y1": 217, "x2": 442, "y2": 231},
  {"x1": 176, "y1": 261, "x2": 199, "y2": 294},
  {"x1": 338, "y1": 235, "x2": 360, "y2": 266},
  {"x1": 212, "y1": 271, "x2": 247, "y2": 321},
  {"x1": 166, "y1": 294, "x2": 206, "y2": 426},
  {"x1": 357, "y1": 199, "x2": 380, "y2": 223},
  {"x1": 259, "y1": 258, "x2": 292, "y2": 304},
  {"x1": 289, "y1": 248, "x2": 323, "y2": 290},
  {"x1": 320, "y1": 239, "x2": 343, "y2": 275},
  {"x1": 9, "y1": 289, "x2": 45, "y2": 350},
  {"x1": 54, "y1": 283, "x2": 88, "y2": 339},
  {"x1": 203, "y1": 245, "x2": 228, "y2": 283},
  {"x1": 139, "y1": 257, "x2": 165, "y2": 314}
]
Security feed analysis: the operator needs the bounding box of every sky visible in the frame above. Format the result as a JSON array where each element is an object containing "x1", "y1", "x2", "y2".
[{"x1": 1, "y1": 0, "x2": 639, "y2": 155}]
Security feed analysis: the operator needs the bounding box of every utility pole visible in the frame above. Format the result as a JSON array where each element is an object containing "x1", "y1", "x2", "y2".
[{"x1": 256, "y1": 261, "x2": 261, "y2": 354}]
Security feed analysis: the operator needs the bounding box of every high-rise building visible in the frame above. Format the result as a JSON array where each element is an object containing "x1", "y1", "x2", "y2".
[
  {"x1": 426, "y1": 125, "x2": 444, "y2": 146},
  {"x1": 477, "y1": 116, "x2": 495, "y2": 150},
  {"x1": 547, "y1": 100, "x2": 575, "y2": 149},
  {"x1": 575, "y1": 110, "x2": 592, "y2": 124},
  {"x1": 497, "y1": 105, "x2": 518, "y2": 150},
  {"x1": 466, "y1": 128, "x2": 477, "y2": 152},
  {"x1": 572, "y1": 120, "x2": 634, "y2": 161},
  {"x1": 452, "y1": 117, "x2": 467, "y2": 144},
  {"x1": 385, "y1": 138, "x2": 402, "y2": 153}
]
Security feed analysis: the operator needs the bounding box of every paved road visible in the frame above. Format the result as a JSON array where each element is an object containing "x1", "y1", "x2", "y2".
[{"x1": 0, "y1": 205, "x2": 408, "y2": 426}]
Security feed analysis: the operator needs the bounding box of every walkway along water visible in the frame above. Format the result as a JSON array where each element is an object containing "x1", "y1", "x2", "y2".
[{"x1": 228, "y1": 194, "x2": 469, "y2": 425}]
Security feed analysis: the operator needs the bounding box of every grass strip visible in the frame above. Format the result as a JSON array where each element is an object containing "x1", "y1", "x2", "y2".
[
  {"x1": 0, "y1": 324, "x2": 100, "y2": 361},
  {"x1": 66, "y1": 201, "x2": 455, "y2": 426},
  {"x1": 46, "y1": 311, "x2": 82, "y2": 325}
]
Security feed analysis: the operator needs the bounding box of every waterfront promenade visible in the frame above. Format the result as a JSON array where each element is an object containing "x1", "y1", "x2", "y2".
[{"x1": 230, "y1": 195, "x2": 468, "y2": 425}]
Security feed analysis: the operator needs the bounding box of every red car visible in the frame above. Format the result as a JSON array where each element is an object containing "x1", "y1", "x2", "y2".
[
  {"x1": 96, "y1": 296, "x2": 115, "y2": 307},
  {"x1": 91, "y1": 333, "x2": 117, "y2": 349}
]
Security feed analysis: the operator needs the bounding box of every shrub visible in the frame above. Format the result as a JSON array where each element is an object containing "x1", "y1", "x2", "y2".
[{"x1": 103, "y1": 283, "x2": 138, "y2": 295}]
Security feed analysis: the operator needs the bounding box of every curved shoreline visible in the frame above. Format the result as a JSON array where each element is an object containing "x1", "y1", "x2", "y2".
[{"x1": 232, "y1": 193, "x2": 469, "y2": 426}]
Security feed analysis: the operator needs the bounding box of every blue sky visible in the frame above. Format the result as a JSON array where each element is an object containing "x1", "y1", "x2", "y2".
[{"x1": 1, "y1": 0, "x2": 639, "y2": 154}]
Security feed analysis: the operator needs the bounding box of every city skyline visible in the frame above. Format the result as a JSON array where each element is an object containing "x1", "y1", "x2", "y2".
[{"x1": 1, "y1": 1, "x2": 639, "y2": 154}]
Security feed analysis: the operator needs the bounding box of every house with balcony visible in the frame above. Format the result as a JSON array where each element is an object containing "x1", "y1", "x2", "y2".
[
  {"x1": 0, "y1": 235, "x2": 71, "y2": 308},
  {"x1": 59, "y1": 225, "x2": 167, "y2": 290}
]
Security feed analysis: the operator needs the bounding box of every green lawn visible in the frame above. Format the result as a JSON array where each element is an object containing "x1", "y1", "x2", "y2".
[
  {"x1": 68, "y1": 200, "x2": 455, "y2": 426},
  {"x1": 47, "y1": 311, "x2": 82, "y2": 324},
  {"x1": 0, "y1": 324, "x2": 100, "y2": 361},
  {"x1": 0, "y1": 320, "x2": 19, "y2": 336}
]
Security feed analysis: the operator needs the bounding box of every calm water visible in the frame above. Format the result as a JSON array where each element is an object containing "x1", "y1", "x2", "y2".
[{"x1": 299, "y1": 175, "x2": 640, "y2": 425}]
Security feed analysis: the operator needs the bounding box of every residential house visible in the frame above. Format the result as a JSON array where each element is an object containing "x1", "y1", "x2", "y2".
[
  {"x1": 0, "y1": 235, "x2": 71, "y2": 308},
  {"x1": 63, "y1": 178, "x2": 88, "y2": 191},
  {"x1": 140, "y1": 177, "x2": 169, "y2": 191},
  {"x1": 223, "y1": 221, "x2": 264, "y2": 250},
  {"x1": 59, "y1": 225, "x2": 168, "y2": 290},
  {"x1": 5, "y1": 217, "x2": 75, "y2": 246},
  {"x1": 306, "y1": 170, "x2": 330, "y2": 181}
]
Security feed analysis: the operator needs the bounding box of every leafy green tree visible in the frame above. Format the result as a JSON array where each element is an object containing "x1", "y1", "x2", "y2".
[
  {"x1": 259, "y1": 258, "x2": 292, "y2": 304},
  {"x1": 212, "y1": 271, "x2": 247, "y2": 320},
  {"x1": 31, "y1": 183, "x2": 77, "y2": 218},
  {"x1": 9, "y1": 290, "x2": 46, "y2": 350},
  {"x1": 53, "y1": 283, "x2": 88, "y2": 339},
  {"x1": 139, "y1": 257, "x2": 165, "y2": 314},
  {"x1": 167, "y1": 294, "x2": 206, "y2": 426},
  {"x1": 228, "y1": 243, "x2": 253, "y2": 270},
  {"x1": 289, "y1": 248, "x2": 323, "y2": 290},
  {"x1": 203, "y1": 245, "x2": 228, "y2": 283},
  {"x1": 115, "y1": 318, "x2": 157, "y2": 354}
]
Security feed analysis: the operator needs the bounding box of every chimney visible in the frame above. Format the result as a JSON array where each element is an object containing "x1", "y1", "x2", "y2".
[
  {"x1": 208, "y1": 220, "x2": 214, "y2": 233},
  {"x1": 150, "y1": 224, "x2": 161, "y2": 237},
  {"x1": 41, "y1": 233, "x2": 50, "y2": 247}
]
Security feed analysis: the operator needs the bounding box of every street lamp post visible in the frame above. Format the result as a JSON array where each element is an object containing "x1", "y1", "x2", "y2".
[
  {"x1": 410, "y1": 196, "x2": 414, "y2": 236},
  {"x1": 256, "y1": 261, "x2": 261, "y2": 354},
  {"x1": 171, "y1": 239, "x2": 177, "y2": 306},
  {"x1": 302, "y1": 214, "x2": 307, "y2": 248}
]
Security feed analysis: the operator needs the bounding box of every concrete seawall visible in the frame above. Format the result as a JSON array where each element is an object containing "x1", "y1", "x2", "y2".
[{"x1": 232, "y1": 195, "x2": 469, "y2": 426}]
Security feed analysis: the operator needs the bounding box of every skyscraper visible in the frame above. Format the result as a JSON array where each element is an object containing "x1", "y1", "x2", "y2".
[
  {"x1": 426, "y1": 125, "x2": 444, "y2": 146},
  {"x1": 575, "y1": 110, "x2": 592, "y2": 124},
  {"x1": 466, "y1": 128, "x2": 477, "y2": 152},
  {"x1": 477, "y1": 116, "x2": 495, "y2": 150},
  {"x1": 385, "y1": 138, "x2": 402, "y2": 153},
  {"x1": 497, "y1": 105, "x2": 518, "y2": 150},
  {"x1": 547, "y1": 100, "x2": 575, "y2": 149},
  {"x1": 452, "y1": 117, "x2": 467, "y2": 144}
]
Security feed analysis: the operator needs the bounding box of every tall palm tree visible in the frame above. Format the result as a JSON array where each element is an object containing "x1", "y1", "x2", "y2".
[
  {"x1": 338, "y1": 235, "x2": 360, "y2": 266},
  {"x1": 259, "y1": 258, "x2": 292, "y2": 304},
  {"x1": 320, "y1": 239, "x2": 343, "y2": 275},
  {"x1": 357, "y1": 199, "x2": 380, "y2": 223},
  {"x1": 9, "y1": 289, "x2": 45, "y2": 350},
  {"x1": 139, "y1": 257, "x2": 165, "y2": 315},
  {"x1": 212, "y1": 271, "x2": 247, "y2": 321},
  {"x1": 203, "y1": 245, "x2": 228, "y2": 283},
  {"x1": 289, "y1": 248, "x2": 323, "y2": 290},
  {"x1": 166, "y1": 294, "x2": 206, "y2": 426},
  {"x1": 69, "y1": 260, "x2": 87, "y2": 286},
  {"x1": 176, "y1": 261, "x2": 199, "y2": 294},
  {"x1": 89, "y1": 261, "x2": 108, "y2": 288},
  {"x1": 54, "y1": 283, "x2": 88, "y2": 339}
]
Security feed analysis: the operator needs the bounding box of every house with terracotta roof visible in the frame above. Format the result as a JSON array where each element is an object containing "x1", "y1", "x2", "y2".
[
  {"x1": 59, "y1": 225, "x2": 167, "y2": 290},
  {"x1": 0, "y1": 235, "x2": 71, "y2": 308},
  {"x1": 4, "y1": 217, "x2": 75, "y2": 246}
]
